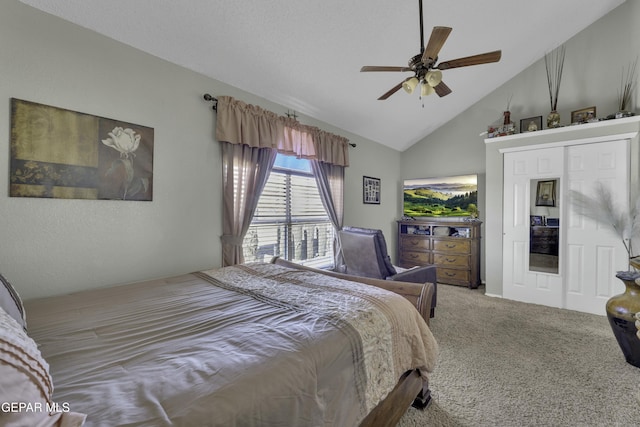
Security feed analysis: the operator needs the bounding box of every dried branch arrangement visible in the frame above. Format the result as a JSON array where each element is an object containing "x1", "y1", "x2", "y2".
[
  {"x1": 570, "y1": 181, "x2": 640, "y2": 269},
  {"x1": 618, "y1": 58, "x2": 638, "y2": 112},
  {"x1": 545, "y1": 45, "x2": 566, "y2": 112}
]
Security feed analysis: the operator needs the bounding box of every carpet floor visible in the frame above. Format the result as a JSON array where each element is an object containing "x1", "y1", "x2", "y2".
[{"x1": 398, "y1": 283, "x2": 640, "y2": 426}]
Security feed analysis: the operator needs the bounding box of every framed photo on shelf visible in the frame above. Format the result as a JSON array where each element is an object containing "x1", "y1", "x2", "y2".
[
  {"x1": 571, "y1": 106, "x2": 596, "y2": 123},
  {"x1": 363, "y1": 176, "x2": 381, "y2": 204},
  {"x1": 530, "y1": 215, "x2": 543, "y2": 226},
  {"x1": 535, "y1": 180, "x2": 556, "y2": 207},
  {"x1": 546, "y1": 217, "x2": 559, "y2": 227},
  {"x1": 520, "y1": 116, "x2": 542, "y2": 133}
]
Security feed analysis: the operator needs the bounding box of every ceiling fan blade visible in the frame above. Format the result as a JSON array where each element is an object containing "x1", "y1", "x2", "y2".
[
  {"x1": 361, "y1": 66, "x2": 412, "y2": 72},
  {"x1": 422, "y1": 26, "x2": 452, "y2": 63},
  {"x1": 434, "y1": 81, "x2": 452, "y2": 97},
  {"x1": 436, "y1": 50, "x2": 502, "y2": 70},
  {"x1": 378, "y1": 81, "x2": 404, "y2": 100}
]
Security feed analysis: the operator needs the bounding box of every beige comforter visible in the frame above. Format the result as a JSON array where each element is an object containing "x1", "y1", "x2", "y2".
[{"x1": 25, "y1": 263, "x2": 437, "y2": 426}]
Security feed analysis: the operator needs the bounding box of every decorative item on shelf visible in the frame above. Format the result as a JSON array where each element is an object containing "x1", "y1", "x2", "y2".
[
  {"x1": 546, "y1": 111, "x2": 560, "y2": 128},
  {"x1": 463, "y1": 216, "x2": 482, "y2": 223},
  {"x1": 571, "y1": 106, "x2": 598, "y2": 124},
  {"x1": 545, "y1": 45, "x2": 566, "y2": 128},
  {"x1": 500, "y1": 110, "x2": 516, "y2": 135},
  {"x1": 546, "y1": 217, "x2": 559, "y2": 227},
  {"x1": 531, "y1": 206, "x2": 550, "y2": 225},
  {"x1": 520, "y1": 116, "x2": 542, "y2": 133},
  {"x1": 486, "y1": 96, "x2": 516, "y2": 138},
  {"x1": 607, "y1": 269, "x2": 640, "y2": 368},
  {"x1": 530, "y1": 215, "x2": 543, "y2": 226},
  {"x1": 616, "y1": 58, "x2": 637, "y2": 119},
  {"x1": 570, "y1": 182, "x2": 640, "y2": 368}
]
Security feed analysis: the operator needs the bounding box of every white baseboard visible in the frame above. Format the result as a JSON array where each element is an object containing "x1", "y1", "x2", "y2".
[{"x1": 484, "y1": 292, "x2": 502, "y2": 299}]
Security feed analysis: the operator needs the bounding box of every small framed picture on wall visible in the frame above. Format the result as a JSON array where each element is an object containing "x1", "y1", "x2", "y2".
[
  {"x1": 535, "y1": 180, "x2": 556, "y2": 207},
  {"x1": 363, "y1": 176, "x2": 381, "y2": 204}
]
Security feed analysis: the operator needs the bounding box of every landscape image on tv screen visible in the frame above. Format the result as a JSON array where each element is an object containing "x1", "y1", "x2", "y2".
[{"x1": 403, "y1": 174, "x2": 478, "y2": 218}]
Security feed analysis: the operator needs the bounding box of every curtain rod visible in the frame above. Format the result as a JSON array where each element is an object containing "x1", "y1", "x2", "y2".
[
  {"x1": 202, "y1": 93, "x2": 356, "y2": 147},
  {"x1": 203, "y1": 93, "x2": 218, "y2": 110}
]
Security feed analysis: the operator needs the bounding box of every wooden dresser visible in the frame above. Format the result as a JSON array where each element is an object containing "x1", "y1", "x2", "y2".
[
  {"x1": 530, "y1": 226, "x2": 559, "y2": 255},
  {"x1": 397, "y1": 219, "x2": 482, "y2": 288}
]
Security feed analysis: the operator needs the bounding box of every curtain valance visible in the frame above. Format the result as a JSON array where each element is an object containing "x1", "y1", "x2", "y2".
[{"x1": 215, "y1": 96, "x2": 349, "y2": 167}]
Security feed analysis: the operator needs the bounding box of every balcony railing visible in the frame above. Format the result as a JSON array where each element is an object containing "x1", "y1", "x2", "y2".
[{"x1": 243, "y1": 220, "x2": 334, "y2": 269}]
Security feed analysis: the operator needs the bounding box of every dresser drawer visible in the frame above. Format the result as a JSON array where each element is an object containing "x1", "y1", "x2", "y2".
[
  {"x1": 434, "y1": 253, "x2": 470, "y2": 268},
  {"x1": 400, "y1": 251, "x2": 431, "y2": 266},
  {"x1": 433, "y1": 239, "x2": 470, "y2": 254},
  {"x1": 400, "y1": 236, "x2": 430, "y2": 251},
  {"x1": 437, "y1": 267, "x2": 470, "y2": 285}
]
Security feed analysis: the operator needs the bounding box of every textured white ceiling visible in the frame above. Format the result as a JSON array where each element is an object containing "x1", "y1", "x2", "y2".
[{"x1": 20, "y1": 0, "x2": 626, "y2": 151}]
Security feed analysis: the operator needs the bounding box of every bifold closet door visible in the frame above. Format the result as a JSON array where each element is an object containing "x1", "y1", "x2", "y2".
[
  {"x1": 503, "y1": 147, "x2": 564, "y2": 307},
  {"x1": 565, "y1": 139, "x2": 629, "y2": 315}
]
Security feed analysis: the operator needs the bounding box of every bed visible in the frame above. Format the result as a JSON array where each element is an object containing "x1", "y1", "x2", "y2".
[{"x1": 1, "y1": 259, "x2": 437, "y2": 427}]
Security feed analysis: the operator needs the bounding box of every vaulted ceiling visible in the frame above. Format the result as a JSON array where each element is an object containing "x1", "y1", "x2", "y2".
[{"x1": 20, "y1": 0, "x2": 626, "y2": 151}]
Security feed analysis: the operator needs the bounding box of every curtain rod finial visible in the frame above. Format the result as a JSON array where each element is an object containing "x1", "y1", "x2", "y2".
[{"x1": 203, "y1": 93, "x2": 218, "y2": 110}]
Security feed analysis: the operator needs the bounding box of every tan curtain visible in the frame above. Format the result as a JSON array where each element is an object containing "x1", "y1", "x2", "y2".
[
  {"x1": 220, "y1": 142, "x2": 277, "y2": 266},
  {"x1": 216, "y1": 95, "x2": 349, "y2": 266},
  {"x1": 216, "y1": 96, "x2": 350, "y2": 166},
  {"x1": 311, "y1": 160, "x2": 345, "y2": 269}
]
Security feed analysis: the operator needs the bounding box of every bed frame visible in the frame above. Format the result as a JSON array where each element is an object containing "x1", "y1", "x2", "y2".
[{"x1": 270, "y1": 257, "x2": 434, "y2": 427}]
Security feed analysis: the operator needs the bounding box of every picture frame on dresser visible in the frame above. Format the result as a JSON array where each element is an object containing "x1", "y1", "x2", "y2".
[
  {"x1": 530, "y1": 215, "x2": 543, "y2": 226},
  {"x1": 546, "y1": 217, "x2": 559, "y2": 227}
]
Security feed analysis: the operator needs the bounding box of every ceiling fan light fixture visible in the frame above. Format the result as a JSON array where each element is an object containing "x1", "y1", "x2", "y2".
[
  {"x1": 425, "y1": 70, "x2": 442, "y2": 87},
  {"x1": 421, "y1": 82, "x2": 435, "y2": 96},
  {"x1": 402, "y1": 77, "x2": 419, "y2": 94}
]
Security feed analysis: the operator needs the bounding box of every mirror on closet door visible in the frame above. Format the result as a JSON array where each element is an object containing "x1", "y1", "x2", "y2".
[{"x1": 529, "y1": 178, "x2": 560, "y2": 274}]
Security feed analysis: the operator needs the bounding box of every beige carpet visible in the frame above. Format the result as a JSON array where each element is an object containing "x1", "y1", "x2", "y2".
[{"x1": 398, "y1": 283, "x2": 640, "y2": 426}]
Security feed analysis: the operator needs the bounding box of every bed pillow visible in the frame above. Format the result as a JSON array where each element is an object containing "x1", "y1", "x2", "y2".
[
  {"x1": 0, "y1": 306, "x2": 87, "y2": 427},
  {"x1": 0, "y1": 273, "x2": 26, "y2": 330}
]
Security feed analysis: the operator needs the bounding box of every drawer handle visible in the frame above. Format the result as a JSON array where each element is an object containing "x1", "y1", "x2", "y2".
[
  {"x1": 445, "y1": 257, "x2": 456, "y2": 263},
  {"x1": 445, "y1": 271, "x2": 456, "y2": 277},
  {"x1": 445, "y1": 243, "x2": 456, "y2": 248},
  {"x1": 410, "y1": 241, "x2": 419, "y2": 246},
  {"x1": 409, "y1": 254, "x2": 419, "y2": 259}
]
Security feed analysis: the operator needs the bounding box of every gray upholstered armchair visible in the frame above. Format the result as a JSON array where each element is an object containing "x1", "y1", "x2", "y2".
[{"x1": 337, "y1": 226, "x2": 437, "y2": 318}]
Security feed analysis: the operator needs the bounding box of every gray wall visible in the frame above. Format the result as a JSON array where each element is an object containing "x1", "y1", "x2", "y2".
[
  {"x1": 1, "y1": 0, "x2": 400, "y2": 299},
  {"x1": 4, "y1": 0, "x2": 638, "y2": 300},
  {"x1": 401, "y1": 0, "x2": 640, "y2": 295}
]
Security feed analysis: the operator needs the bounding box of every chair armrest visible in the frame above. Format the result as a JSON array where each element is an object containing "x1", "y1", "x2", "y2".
[{"x1": 389, "y1": 265, "x2": 436, "y2": 285}]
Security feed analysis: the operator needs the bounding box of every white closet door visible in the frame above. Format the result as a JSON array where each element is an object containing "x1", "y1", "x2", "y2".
[
  {"x1": 503, "y1": 147, "x2": 564, "y2": 307},
  {"x1": 565, "y1": 139, "x2": 629, "y2": 315}
]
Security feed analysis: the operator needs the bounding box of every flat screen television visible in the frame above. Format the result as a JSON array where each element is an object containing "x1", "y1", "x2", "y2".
[{"x1": 403, "y1": 174, "x2": 478, "y2": 218}]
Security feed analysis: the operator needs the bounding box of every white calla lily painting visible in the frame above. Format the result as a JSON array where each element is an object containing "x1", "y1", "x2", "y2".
[{"x1": 10, "y1": 98, "x2": 153, "y2": 201}]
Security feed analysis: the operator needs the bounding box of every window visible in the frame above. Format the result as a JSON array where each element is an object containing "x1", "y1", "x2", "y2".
[{"x1": 242, "y1": 153, "x2": 334, "y2": 268}]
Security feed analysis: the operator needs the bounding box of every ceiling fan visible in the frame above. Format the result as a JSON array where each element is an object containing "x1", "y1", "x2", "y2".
[{"x1": 360, "y1": 0, "x2": 502, "y2": 100}]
